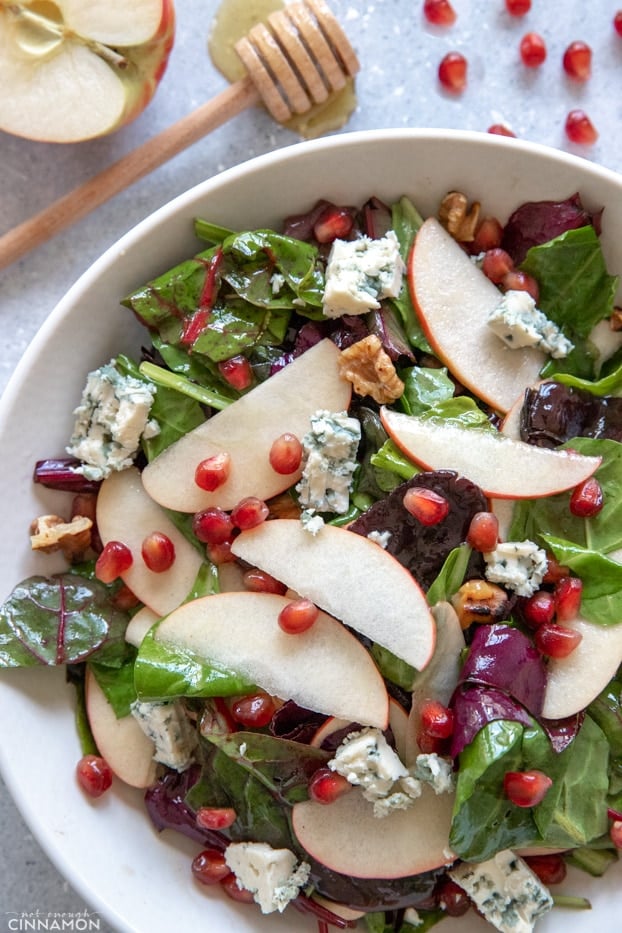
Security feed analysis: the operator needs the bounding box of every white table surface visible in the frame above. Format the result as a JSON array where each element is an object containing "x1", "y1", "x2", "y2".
[{"x1": 1, "y1": 0, "x2": 621, "y2": 929}]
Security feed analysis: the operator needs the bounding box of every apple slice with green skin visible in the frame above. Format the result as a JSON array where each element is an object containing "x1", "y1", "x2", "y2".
[
  {"x1": 142, "y1": 339, "x2": 351, "y2": 513},
  {"x1": 96, "y1": 466, "x2": 204, "y2": 617},
  {"x1": 85, "y1": 668, "x2": 158, "y2": 789},
  {"x1": 231, "y1": 519, "x2": 436, "y2": 671},
  {"x1": 292, "y1": 783, "x2": 455, "y2": 879},
  {"x1": 408, "y1": 217, "x2": 545, "y2": 414},
  {"x1": 381, "y1": 407, "x2": 601, "y2": 499},
  {"x1": 0, "y1": 0, "x2": 175, "y2": 143},
  {"x1": 154, "y1": 592, "x2": 390, "y2": 729}
]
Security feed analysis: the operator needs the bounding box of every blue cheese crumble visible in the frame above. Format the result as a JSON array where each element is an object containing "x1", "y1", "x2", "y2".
[
  {"x1": 484, "y1": 540, "x2": 548, "y2": 598},
  {"x1": 449, "y1": 849, "x2": 554, "y2": 933},
  {"x1": 130, "y1": 699, "x2": 197, "y2": 771},
  {"x1": 328, "y1": 728, "x2": 454, "y2": 818},
  {"x1": 67, "y1": 362, "x2": 159, "y2": 480},
  {"x1": 296, "y1": 410, "x2": 361, "y2": 526},
  {"x1": 487, "y1": 290, "x2": 574, "y2": 359},
  {"x1": 224, "y1": 842, "x2": 311, "y2": 914},
  {"x1": 323, "y1": 230, "x2": 405, "y2": 318}
]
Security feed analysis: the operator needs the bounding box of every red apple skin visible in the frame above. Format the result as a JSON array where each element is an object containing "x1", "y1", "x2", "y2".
[{"x1": 117, "y1": 0, "x2": 176, "y2": 130}]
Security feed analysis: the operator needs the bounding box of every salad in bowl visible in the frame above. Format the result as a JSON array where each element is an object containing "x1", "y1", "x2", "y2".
[{"x1": 1, "y1": 130, "x2": 622, "y2": 933}]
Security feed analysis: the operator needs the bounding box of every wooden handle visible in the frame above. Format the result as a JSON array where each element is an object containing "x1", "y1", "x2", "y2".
[{"x1": 0, "y1": 76, "x2": 259, "y2": 272}]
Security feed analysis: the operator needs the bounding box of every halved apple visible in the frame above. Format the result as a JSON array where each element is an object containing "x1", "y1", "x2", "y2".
[
  {"x1": 85, "y1": 667, "x2": 157, "y2": 789},
  {"x1": 231, "y1": 519, "x2": 436, "y2": 671},
  {"x1": 0, "y1": 0, "x2": 175, "y2": 142},
  {"x1": 141, "y1": 339, "x2": 351, "y2": 513},
  {"x1": 381, "y1": 408, "x2": 601, "y2": 499},
  {"x1": 408, "y1": 217, "x2": 545, "y2": 414},
  {"x1": 154, "y1": 592, "x2": 390, "y2": 728},
  {"x1": 292, "y1": 783, "x2": 455, "y2": 879},
  {"x1": 96, "y1": 466, "x2": 204, "y2": 617}
]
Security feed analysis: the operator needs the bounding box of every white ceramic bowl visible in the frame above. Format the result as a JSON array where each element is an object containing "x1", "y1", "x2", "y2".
[{"x1": 1, "y1": 129, "x2": 621, "y2": 933}]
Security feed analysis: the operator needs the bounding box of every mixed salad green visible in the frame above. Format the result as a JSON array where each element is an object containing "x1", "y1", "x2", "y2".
[{"x1": 2, "y1": 187, "x2": 622, "y2": 933}]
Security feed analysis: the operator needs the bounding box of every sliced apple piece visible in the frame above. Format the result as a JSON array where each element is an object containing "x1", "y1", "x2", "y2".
[
  {"x1": 96, "y1": 466, "x2": 204, "y2": 617},
  {"x1": 141, "y1": 340, "x2": 351, "y2": 513},
  {"x1": 231, "y1": 520, "x2": 436, "y2": 671},
  {"x1": 381, "y1": 408, "x2": 601, "y2": 500},
  {"x1": 0, "y1": 0, "x2": 175, "y2": 143},
  {"x1": 85, "y1": 668, "x2": 157, "y2": 789},
  {"x1": 155, "y1": 592, "x2": 390, "y2": 729},
  {"x1": 409, "y1": 217, "x2": 545, "y2": 414},
  {"x1": 125, "y1": 605, "x2": 159, "y2": 648},
  {"x1": 292, "y1": 783, "x2": 455, "y2": 879},
  {"x1": 542, "y1": 616, "x2": 622, "y2": 719},
  {"x1": 311, "y1": 698, "x2": 409, "y2": 761}
]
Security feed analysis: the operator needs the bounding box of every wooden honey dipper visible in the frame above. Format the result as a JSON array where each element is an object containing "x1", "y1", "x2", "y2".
[{"x1": 0, "y1": 0, "x2": 359, "y2": 271}]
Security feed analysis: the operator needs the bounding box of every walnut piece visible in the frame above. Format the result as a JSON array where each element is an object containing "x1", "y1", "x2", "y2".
[
  {"x1": 338, "y1": 335, "x2": 404, "y2": 404},
  {"x1": 451, "y1": 579, "x2": 509, "y2": 630},
  {"x1": 30, "y1": 514, "x2": 93, "y2": 561},
  {"x1": 438, "y1": 191, "x2": 481, "y2": 243},
  {"x1": 610, "y1": 308, "x2": 622, "y2": 332}
]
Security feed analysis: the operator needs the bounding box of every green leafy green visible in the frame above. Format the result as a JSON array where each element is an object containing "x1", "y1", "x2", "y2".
[
  {"x1": 399, "y1": 366, "x2": 455, "y2": 415},
  {"x1": 194, "y1": 218, "x2": 235, "y2": 244},
  {"x1": 426, "y1": 544, "x2": 473, "y2": 606},
  {"x1": 371, "y1": 643, "x2": 415, "y2": 690},
  {"x1": 554, "y1": 359, "x2": 622, "y2": 397},
  {"x1": 541, "y1": 535, "x2": 622, "y2": 625},
  {"x1": 89, "y1": 655, "x2": 138, "y2": 718},
  {"x1": 389, "y1": 197, "x2": 431, "y2": 353},
  {"x1": 365, "y1": 908, "x2": 445, "y2": 932},
  {"x1": 370, "y1": 439, "x2": 419, "y2": 485}
]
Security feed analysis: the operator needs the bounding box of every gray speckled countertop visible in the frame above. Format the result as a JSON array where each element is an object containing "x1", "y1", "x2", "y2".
[{"x1": 1, "y1": 1, "x2": 621, "y2": 929}]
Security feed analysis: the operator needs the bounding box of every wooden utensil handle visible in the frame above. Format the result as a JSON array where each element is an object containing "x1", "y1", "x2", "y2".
[{"x1": 0, "y1": 76, "x2": 259, "y2": 273}]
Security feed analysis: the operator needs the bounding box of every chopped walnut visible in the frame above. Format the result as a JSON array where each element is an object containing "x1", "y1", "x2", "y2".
[
  {"x1": 30, "y1": 514, "x2": 93, "y2": 561},
  {"x1": 451, "y1": 578, "x2": 509, "y2": 630},
  {"x1": 338, "y1": 334, "x2": 405, "y2": 404},
  {"x1": 610, "y1": 308, "x2": 622, "y2": 332},
  {"x1": 438, "y1": 191, "x2": 481, "y2": 243},
  {"x1": 268, "y1": 491, "x2": 302, "y2": 520}
]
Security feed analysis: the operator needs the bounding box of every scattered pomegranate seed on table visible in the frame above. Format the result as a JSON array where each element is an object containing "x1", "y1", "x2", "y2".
[
  {"x1": 278, "y1": 598, "x2": 319, "y2": 634},
  {"x1": 519, "y1": 32, "x2": 547, "y2": 67},
  {"x1": 194, "y1": 451, "x2": 231, "y2": 491},
  {"x1": 614, "y1": 11, "x2": 622, "y2": 37},
  {"x1": 191, "y1": 849, "x2": 231, "y2": 885},
  {"x1": 562, "y1": 40, "x2": 592, "y2": 81},
  {"x1": 423, "y1": 0, "x2": 457, "y2": 26},
  {"x1": 565, "y1": 109, "x2": 598, "y2": 145},
  {"x1": 403, "y1": 487, "x2": 450, "y2": 525},
  {"x1": 487, "y1": 124, "x2": 517, "y2": 137},
  {"x1": 95, "y1": 540, "x2": 132, "y2": 583},
  {"x1": 505, "y1": 0, "x2": 531, "y2": 16},
  {"x1": 308, "y1": 767, "x2": 352, "y2": 804},
  {"x1": 76, "y1": 754, "x2": 113, "y2": 798},
  {"x1": 141, "y1": 531, "x2": 175, "y2": 573},
  {"x1": 535, "y1": 621, "x2": 583, "y2": 658},
  {"x1": 503, "y1": 769, "x2": 553, "y2": 807},
  {"x1": 438, "y1": 51, "x2": 467, "y2": 92},
  {"x1": 269, "y1": 432, "x2": 303, "y2": 474}
]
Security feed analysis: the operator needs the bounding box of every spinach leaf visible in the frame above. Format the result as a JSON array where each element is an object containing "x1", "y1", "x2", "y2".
[
  {"x1": 399, "y1": 366, "x2": 455, "y2": 415},
  {"x1": 194, "y1": 219, "x2": 235, "y2": 244},
  {"x1": 370, "y1": 439, "x2": 419, "y2": 485},
  {"x1": 371, "y1": 643, "x2": 416, "y2": 690},
  {"x1": 389, "y1": 197, "x2": 431, "y2": 353},
  {"x1": 426, "y1": 544, "x2": 472, "y2": 606},
  {"x1": 365, "y1": 909, "x2": 445, "y2": 932},
  {"x1": 190, "y1": 297, "x2": 291, "y2": 362},
  {"x1": 555, "y1": 359, "x2": 622, "y2": 397},
  {"x1": 541, "y1": 535, "x2": 622, "y2": 625},
  {"x1": 89, "y1": 655, "x2": 138, "y2": 718}
]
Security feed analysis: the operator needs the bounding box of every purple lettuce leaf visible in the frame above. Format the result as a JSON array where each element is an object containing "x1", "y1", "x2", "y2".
[
  {"x1": 450, "y1": 683, "x2": 534, "y2": 758},
  {"x1": 501, "y1": 193, "x2": 602, "y2": 265},
  {"x1": 144, "y1": 766, "x2": 227, "y2": 850},
  {"x1": 540, "y1": 711, "x2": 585, "y2": 753}
]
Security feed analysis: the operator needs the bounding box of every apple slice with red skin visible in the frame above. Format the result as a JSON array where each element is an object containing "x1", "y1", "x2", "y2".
[
  {"x1": 292, "y1": 783, "x2": 455, "y2": 879},
  {"x1": 408, "y1": 217, "x2": 545, "y2": 414},
  {"x1": 142, "y1": 339, "x2": 351, "y2": 513},
  {"x1": 96, "y1": 466, "x2": 204, "y2": 617},
  {"x1": 231, "y1": 519, "x2": 436, "y2": 671},
  {"x1": 0, "y1": 0, "x2": 175, "y2": 143},
  {"x1": 85, "y1": 668, "x2": 157, "y2": 789},
  {"x1": 311, "y1": 697, "x2": 409, "y2": 760},
  {"x1": 381, "y1": 407, "x2": 601, "y2": 500},
  {"x1": 154, "y1": 592, "x2": 390, "y2": 729}
]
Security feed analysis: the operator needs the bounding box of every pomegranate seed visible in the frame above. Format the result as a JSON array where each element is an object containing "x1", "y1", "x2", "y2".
[
  {"x1": 466, "y1": 511, "x2": 499, "y2": 552},
  {"x1": 95, "y1": 540, "x2": 133, "y2": 583},
  {"x1": 309, "y1": 767, "x2": 352, "y2": 804},
  {"x1": 206, "y1": 540, "x2": 236, "y2": 564},
  {"x1": 569, "y1": 476, "x2": 603, "y2": 517},
  {"x1": 403, "y1": 487, "x2": 450, "y2": 525},
  {"x1": 563, "y1": 41, "x2": 592, "y2": 81},
  {"x1": 278, "y1": 598, "x2": 319, "y2": 634},
  {"x1": 76, "y1": 754, "x2": 113, "y2": 798},
  {"x1": 269, "y1": 433, "x2": 303, "y2": 475},
  {"x1": 438, "y1": 51, "x2": 467, "y2": 92},
  {"x1": 482, "y1": 248, "x2": 514, "y2": 284},
  {"x1": 554, "y1": 576, "x2": 582, "y2": 621},
  {"x1": 535, "y1": 622, "x2": 582, "y2": 658},
  {"x1": 141, "y1": 531, "x2": 175, "y2": 573},
  {"x1": 505, "y1": 0, "x2": 531, "y2": 15},
  {"x1": 522, "y1": 590, "x2": 556, "y2": 629},
  {"x1": 194, "y1": 452, "x2": 231, "y2": 492},
  {"x1": 191, "y1": 849, "x2": 231, "y2": 885},
  {"x1": 417, "y1": 731, "x2": 447, "y2": 754},
  {"x1": 615, "y1": 11, "x2": 622, "y2": 37},
  {"x1": 313, "y1": 206, "x2": 354, "y2": 244},
  {"x1": 487, "y1": 124, "x2": 517, "y2": 137},
  {"x1": 423, "y1": 0, "x2": 457, "y2": 26},
  {"x1": 196, "y1": 806, "x2": 237, "y2": 831},
  {"x1": 243, "y1": 568, "x2": 287, "y2": 595},
  {"x1": 220, "y1": 872, "x2": 255, "y2": 903},
  {"x1": 502, "y1": 269, "x2": 540, "y2": 301},
  {"x1": 472, "y1": 217, "x2": 503, "y2": 253},
  {"x1": 231, "y1": 693, "x2": 276, "y2": 727},
  {"x1": 420, "y1": 699, "x2": 454, "y2": 739},
  {"x1": 111, "y1": 583, "x2": 140, "y2": 612},
  {"x1": 192, "y1": 507, "x2": 234, "y2": 546},
  {"x1": 435, "y1": 878, "x2": 471, "y2": 916},
  {"x1": 611, "y1": 820, "x2": 622, "y2": 849},
  {"x1": 218, "y1": 355, "x2": 253, "y2": 391},
  {"x1": 231, "y1": 496, "x2": 269, "y2": 530},
  {"x1": 523, "y1": 854, "x2": 567, "y2": 886},
  {"x1": 504, "y1": 770, "x2": 552, "y2": 807},
  {"x1": 520, "y1": 32, "x2": 546, "y2": 67},
  {"x1": 565, "y1": 109, "x2": 598, "y2": 145},
  {"x1": 543, "y1": 556, "x2": 570, "y2": 585}
]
